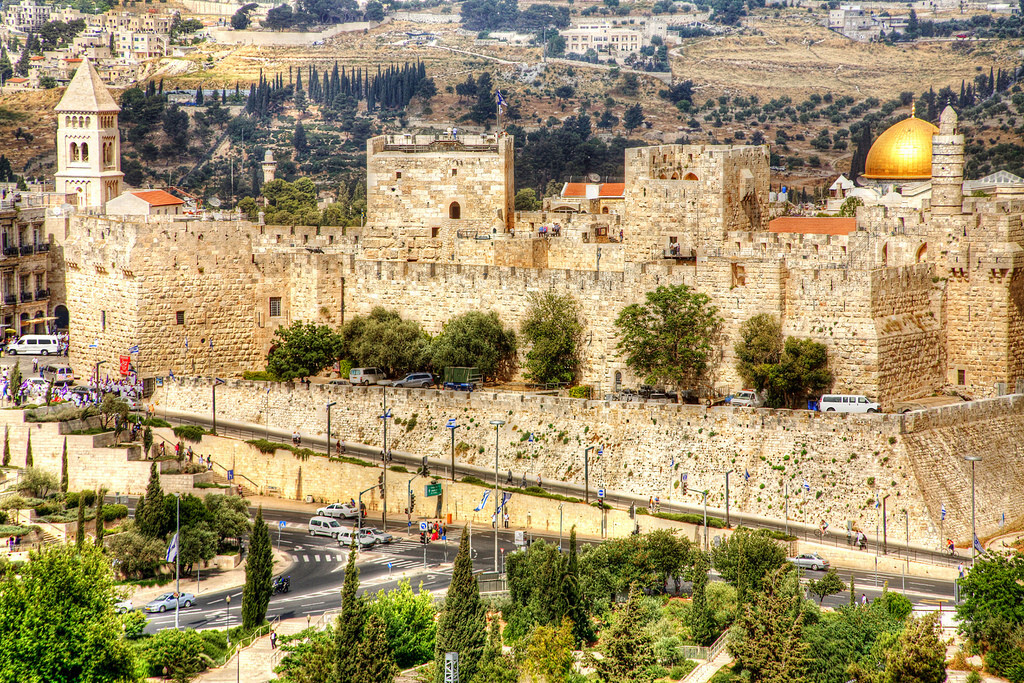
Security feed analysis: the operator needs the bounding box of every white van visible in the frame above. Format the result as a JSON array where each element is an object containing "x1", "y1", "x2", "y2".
[
  {"x1": 42, "y1": 364, "x2": 74, "y2": 385},
  {"x1": 307, "y1": 516, "x2": 344, "y2": 539},
  {"x1": 819, "y1": 394, "x2": 880, "y2": 414},
  {"x1": 6, "y1": 335, "x2": 60, "y2": 356},
  {"x1": 349, "y1": 367, "x2": 385, "y2": 385}
]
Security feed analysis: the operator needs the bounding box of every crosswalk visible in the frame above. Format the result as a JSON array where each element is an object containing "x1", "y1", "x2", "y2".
[{"x1": 287, "y1": 539, "x2": 434, "y2": 566}]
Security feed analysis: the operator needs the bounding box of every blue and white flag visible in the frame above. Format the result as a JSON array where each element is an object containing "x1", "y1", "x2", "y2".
[
  {"x1": 166, "y1": 532, "x2": 179, "y2": 563},
  {"x1": 88, "y1": 339, "x2": 98, "y2": 348},
  {"x1": 941, "y1": 504, "x2": 946, "y2": 521},
  {"x1": 495, "y1": 90, "x2": 506, "y2": 107},
  {"x1": 1002, "y1": 512, "x2": 1005, "y2": 527},
  {"x1": 128, "y1": 345, "x2": 140, "y2": 354},
  {"x1": 473, "y1": 490, "x2": 491, "y2": 512},
  {"x1": 168, "y1": 369, "x2": 175, "y2": 380},
  {"x1": 184, "y1": 338, "x2": 189, "y2": 350},
  {"x1": 875, "y1": 498, "x2": 880, "y2": 509},
  {"x1": 496, "y1": 492, "x2": 512, "y2": 514},
  {"x1": 670, "y1": 455, "x2": 674, "y2": 468},
  {"x1": 973, "y1": 534, "x2": 984, "y2": 555},
  {"x1": 528, "y1": 433, "x2": 534, "y2": 443},
  {"x1": 803, "y1": 480, "x2": 811, "y2": 492},
  {"x1": 744, "y1": 469, "x2": 750, "y2": 481}
]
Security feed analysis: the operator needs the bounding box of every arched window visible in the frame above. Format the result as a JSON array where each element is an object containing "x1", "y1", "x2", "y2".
[
  {"x1": 81, "y1": 143, "x2": 89, "y2": 161},
  {"x1": 684, "y1": 172, "x2": 699, "y2": 181},
  {"x1": 670, "y1": 172, "x2": 679, "y2": 179},
  {"x1": 614, "y1": 371, "x2": 622, "y2": 392},
  {"x1": 916, "y1": 243, "x2": 927, "y2": 263},
  {"x1": 602, "y1": 206, "x2": 609, "y2": 214},
  {"x1": 449, "y1": 202, "x2": 461, "y2": 219},
  {"x1": 70, "y1": 143, "x2": 79, "y2": 162}
]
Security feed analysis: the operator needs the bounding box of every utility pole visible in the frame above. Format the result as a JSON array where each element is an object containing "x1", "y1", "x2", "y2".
[
  {"x1": 446, "y1": 419, "x2": 459, "y2": 482},
  {"x1": 379, "y1": 388, "x2": 391, "y2": 530},
  {"x1": 584, "y1": 446, "x2": 593, "y2": 504},
  {"x1": 724, "y1": 469, "x2": 733, "y2": 528},
  {"x1": 490, "y1": 420, "x2": 505, "y2": 574}
]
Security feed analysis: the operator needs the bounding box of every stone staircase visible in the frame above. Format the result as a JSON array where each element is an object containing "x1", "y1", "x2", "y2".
[{"x1": 197, "y1": 619, "x2": 309, "y2": 682}]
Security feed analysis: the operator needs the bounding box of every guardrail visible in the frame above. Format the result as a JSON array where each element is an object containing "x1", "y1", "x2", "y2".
[
  {"x1": 157, "y1": 407, "x2": 963, "y2": 569},
  {"x1": 213, "y1": 619, "x2": 273, "y2": 668}
]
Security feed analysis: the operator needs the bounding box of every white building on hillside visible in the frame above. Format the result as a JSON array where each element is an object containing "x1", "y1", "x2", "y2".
[{"x1": 562, "y1": 18, "x2": 666, "y2": 56}]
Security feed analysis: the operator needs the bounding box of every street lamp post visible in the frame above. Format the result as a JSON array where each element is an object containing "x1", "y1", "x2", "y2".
[
  {"x1": 903, "y1": 509, "x2": 909, "y2": 594},
  {"x1": 357, "y1": 485, "x2": 374, "y2": 533},
  {"x1": 212, "y1": 378, "x2": 225, "y2": 435},
  {"x1": 965, "y1": 455, "x2": 982, "y2": 567},
  {"x1": 724, "y1": 470, "x2": 733, "y2": 528},
  {"x1": 93, "y1": 360, "x2": 107, "y2": 405},
  {"x1": 379, "y1": 389, "x2": 392, "y2": 530},
  {"x1": 326, "y1": 402, "x2": 336, "y2": 458},
  {"x1": 701, "y1": 489, "x2": 709, "y2": 551},
  {"x1": 882, "y1": 494, "x2": 891, "y2": 555},
  {"x1": 446, "y1": 419, "x2": 459, "y2": 482},
  {"x1": 558, "y1": 503, "x2": 563, "y2": 550},
  {"x1": 490, "y1": 420, "x2": 505, "y2": 574},
  {"x1": 584, "y1": 446, "x2": 594, "y2": 504},
  {"x1": 784, "y1": 481, "x2": 789, "y2": 537}
]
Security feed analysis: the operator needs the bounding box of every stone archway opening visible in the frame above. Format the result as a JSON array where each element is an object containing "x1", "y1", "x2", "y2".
[{"x1": 449, "y1": 202, "x2": 461, "y2": 219}]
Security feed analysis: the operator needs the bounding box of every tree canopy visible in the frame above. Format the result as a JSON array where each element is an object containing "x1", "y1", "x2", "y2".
[
  {"x1": 266, "y1": 321, "x2": 344, "y2": 380},
  {"x1": 429, "y1": 311, "x2": 517, "y2": 382},
  {"x1": 520, "y1": 292, "x2": 585, "y2": 385},
  {"x1": 340, "y1": 308, "x2": 430, "y2": 377},
  {"x1": 735, "y1": 315, "x2": 833, "y2": 408},
  {"x1": 615, "y1": 284, "x2": 722, "y2": 393}
]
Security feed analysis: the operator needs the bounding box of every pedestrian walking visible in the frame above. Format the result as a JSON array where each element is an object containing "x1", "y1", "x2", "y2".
[
  {"x1": 860, "y1": 593, "x2": 868, "y2": 606},
  {"x1": 270, "y1": 631, "x2": 278, "y2": 649},
  {"x1": 958, "y1": 562, "x2": 965, "y2": 579}
]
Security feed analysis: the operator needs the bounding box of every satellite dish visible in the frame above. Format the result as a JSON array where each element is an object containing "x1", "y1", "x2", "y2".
[
  {"x1": 588, "y1": 173, "x2": 601, "y2": 183},
  {"x1": 209, "y1": 197, "x2": 222, "y2": 208}
]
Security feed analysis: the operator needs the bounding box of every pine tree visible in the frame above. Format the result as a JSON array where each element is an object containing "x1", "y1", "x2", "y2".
[
  {"x1": 293, "y1": 121, "x2": 308, "y2": 155},
  {"x1": 689, "y1": 551, "x2": 717, "y2": 646},
  {"x1": 137, "y1": 461, "x2": 165, "y2": 538},
  {"x1": 76, "y1": 493, "x2": 86, "y2": 551},
  {"x1": 4, "y1": 425, "x2": 11, "y2": 467},
  {"x1": 434, "y1": 530, "x2": 487, "y2": 683},
  {"x1": 94, "y1": 487, "x2": 106, "y2": 547},
  {"x1": 728, "y1": 566, "x2": 809, "y2": 683},
  {"x1": 353, "y1": 614, "x2": 398, "y2": 683},
  {"x1": 468, "y1": 618, "x2": 518, "y2": 683},
  {"x1": 562, "y1": 527, "x2": 595, "y2": 646},
  {"x1": 25, "y1": 431, "x2": 31, "y2": 467},
  {"x1": 594, "y1": 584, "x2": 656, "y2": 682},
  {"x1": 335, "y1": 542, "x2": 365, "y2": 682},
  {"x1": 242, "y1": 506, "x2": 273, "y2": 629},
  {"x1": 60, "y1": 437, "x2": 69, "y2": 494}
]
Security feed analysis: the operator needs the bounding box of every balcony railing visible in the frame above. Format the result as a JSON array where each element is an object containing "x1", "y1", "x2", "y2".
[
  {"x1": 19, "y1": 245, "x2": 33, "y2": 256},
  {"x1": 1, "y1": 243, "x2": 52, "y2": 258},
  {"x1": 35, "y1": 243, "x2": 50, "y2": 253},
  {"x1": 35, "y1": 288, "x2": 48, "y2": 300},
  {"x1": 19, "y1": 292, "x2": 32, "y2": 303},
  {"x1": 3, "y1": 295, "x2": 14, "y2": 306},
  {"x1": 3, "y1": 247, "x2": 17, "y2": 257}
]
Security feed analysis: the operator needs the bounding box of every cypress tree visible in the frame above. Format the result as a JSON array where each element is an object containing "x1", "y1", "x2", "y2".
[
  {"x1": 688, "y1": 551, "x2": 717, "y2": 646},
  {"x1": 95, "y1": 487, "x2": 106, "y2": 547},
  {"x1": 242, "y1": 506, "x2": 273, "y2": 630},
  {"x1": 849, "y1": 124, "x2": 871, "y2": 180},
  {"x1": 434, "y1": 530, "x2": 487, "y2": 683},
  {"x1": 25, "y1": 431, "x2": 31, "y2": 467},
  {"x1": 562, "y1": 527, "x2": 594, "y2": 646},
  {"x1": 2, "y1": 425, "x2": 9, "y2": 467},
  {"x1": 76, "y1": 493, "x2": 86, "y2": 550},
  {"x1": 60, "y1": 437, "x2": 68, "y2": 494},
  {"x1": 137, "y1": 461, "x2": 165, "y2": 538},
  {"x1": 594, "y1": 584, "x2": 656, "y2": 681},
  {"x1": 335, "y1": 542, "x2": 365, "y2": 682},
  {"x1": 850, "y1": 575, "x2": 856, "y2": 606},
  {"x1": 353, "y1": 614, "x2": 398, "y2": 683}
]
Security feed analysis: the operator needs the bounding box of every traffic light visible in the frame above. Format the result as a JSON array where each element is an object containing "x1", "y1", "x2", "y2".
[
  {"x1": 420, "y1": 456, "x2": 429, "y2": 476},
  {"x1": 378, "y1": 473, "x2": 384, "y2": 497},
  {"x1": 409, "y1": 492, "x2": 416, "y2": 510},
  {"x1": 419, "y1": 530, "x2": 426, "y2": 544},
  {"x1": 682, "y1": 481, "x2": 688, "y2": 495}
]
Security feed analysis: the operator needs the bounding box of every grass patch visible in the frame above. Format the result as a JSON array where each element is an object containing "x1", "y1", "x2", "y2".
[
  {"x1": 119, "y1": 575, "x2": 174, "y2": 588},
  {"x1": 0, "y1": 524, "x2": 32, "y2": 537},
  {"x1": 139, "y1": 417, "x2": 171, "y2": 428},
  {"x1": 242, "y1": 370, "x2": 282, "y2": 382},
  {"x1": 172, "y1": 425, "x2": 206, "y2": 443},
  {"x1": 389, "y1": 465, "x2": 408, "y2": 473},
  {"x1": 194, "y1": 482, "x2": 230, "y2": 489},
  {"x1": 520, "y1": 486, "x2": 581, "y2": 504},
  {"x1": 638, "y1": 509, "x2": 727, "y2": 529},
  {"x1": 460, "y1": 476, "x2": 489, "y2": 487},
  {"x1": 69, "y1": 427, "x2": 111, "y2": 436}
]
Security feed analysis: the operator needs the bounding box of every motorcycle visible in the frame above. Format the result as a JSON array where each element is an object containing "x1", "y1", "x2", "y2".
[{"x1": 272, "y1": 576, "x2": 291, "y2": 595}]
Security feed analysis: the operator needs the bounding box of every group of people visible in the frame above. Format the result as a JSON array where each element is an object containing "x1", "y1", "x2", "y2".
[{"x1": 538, "y1": 223, "x2": 562, "y2": 237}]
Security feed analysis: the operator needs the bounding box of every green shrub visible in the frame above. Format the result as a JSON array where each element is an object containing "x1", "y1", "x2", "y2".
[
  {"x1": 638, "y1": 509, "x2": 728, "y2": 529},
  {"x1": 242, "y1": 370, "x2": 281, "y2": 382},
  {"x1": 65, "y1": 491, "x2": 97, "y2": 508},
  {"x1": 102, "y1": 504, "x2": 129, "y2": 521},
  {"x1": 247, "y1": 439, "x2": 282, "y2": 454},
  {"x1": 173, "y1": 425, "x2": 206, "y2": 443},
  {"x1": 521, "y1": 486, "x2": 581, "y2": 504},
  {"x1": 338, "y1": 359, "x2": 353, "y2": 379},
  {"x1": 122, "y1": 610, "x2": 148, "y2": 640},
  {"x1": 460, "y1": 476, "x2": 488, "y2": 487},
  {"x1": 33, "y1": 501, "x2": 62, "y2": 517},
  {"x1": 140, "y1": 417, "x2": 171, "y2": 428},
  {"x1": 194, "y1": 482, "x2": 230, "y2": 489},
  {"x1": 0, "y1": 524, "x2": 31, "y2": 537},
  {"x1": 670, "y1": 661, "x2": 699, "y2": 679},
  {"x1": 389, "y1": 465, "x2": 408, "y2": 473},
  {"x1": 0, "y1": 510, "x2": 6, "y2": 525},
  {"x1": 568, "y1": 385, "x2": 592, "y2": 399}
]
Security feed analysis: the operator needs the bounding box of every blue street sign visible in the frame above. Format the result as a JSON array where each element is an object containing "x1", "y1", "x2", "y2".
[
  {"x1": 227, "y1": 469, "x2": 234, "y2": 481},
  {"x1": 419, "y1": 521, "x2": 428, "y2": 531},
  {"x1": 278, "y1": 521, "x2": 286, "y2": 529},
  {"x1": 598, "y1": 488, "x2": 605, "y2": 499},
  {"x1": 388, "y1": 562, "x2": 393, "y2": 569}
]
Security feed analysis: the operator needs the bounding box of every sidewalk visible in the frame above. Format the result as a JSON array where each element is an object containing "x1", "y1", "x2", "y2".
[{"x1": 196, "y1": 616, "x2": 309, "y2": 683}]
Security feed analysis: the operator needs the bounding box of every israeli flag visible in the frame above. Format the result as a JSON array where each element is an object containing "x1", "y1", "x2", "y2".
[
  {"x1": 165, "y1": 532, "x2": 179, "y2": 563},
  {"x1": 184, "y1": 338, "x2": 189, "y2": 350},
  {"x1": 496, "y1": 492, "x2": 512, "y2": 514},
  {"x1": 88, "y1": 339, "x2": 98, "y2": 348},
  {"x1": 128, "y1": 345, "x2": 140, "y2": 354},
  {"x1": 973, "y1": 534, "x2": 984, "y2": 555},
  {"x1": 744, "y1": 469, "x2": 750, "y2": 481},
  {"x1": 803, "y1": 480, "x2": 811, "y2": 492},
  {"x1": 528, "y1": 433, "x2": 534, "y2": 443},
  {"x1": 670, "y1": 455, "x2": 674, "y2": 468},
  {"x1": 495, "y1": 90, "x2": 506, "y2": 107},
  {"x1": 168, "y1": 369, "x2": 175, "y2": 380},
  {"x1": 941, "y1": 504, "x2": 946, "y2": 521},
  {"x1": 473, "y1": 490, "x2": 490, "y2": 512},
  {"x1": 875, "y1": 498, "x2": 880, "y2": 509}
]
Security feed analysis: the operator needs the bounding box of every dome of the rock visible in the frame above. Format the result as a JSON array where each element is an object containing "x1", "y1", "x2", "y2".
[{"x1": 863, "y1": 115, "x2": 939, "y2": 180}]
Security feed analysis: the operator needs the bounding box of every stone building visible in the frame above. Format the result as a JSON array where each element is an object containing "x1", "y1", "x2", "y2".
[{"x1": 49, "y1": 66, "x2": 1024, "y2": 408}]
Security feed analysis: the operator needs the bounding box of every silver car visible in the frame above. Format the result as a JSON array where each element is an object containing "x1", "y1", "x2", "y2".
[
  {"x1": 363, "y1": 527, "x2": 394, "y2": 544},
  {"x1": 144, "y1": 592, "x2": 195, "y2": 613},
  {"x1": 788, "y1": 553, "x2": 830, "y2": 571},
  {"x1": 392, "y1": 372, "x2": 435, "y2": 389}
]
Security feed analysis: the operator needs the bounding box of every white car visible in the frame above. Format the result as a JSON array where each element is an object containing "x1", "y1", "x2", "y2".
[
  {"x1": 338, "y1": 528, "x2": 376, "y2": 549},
  {"x1": 317, "y1": 502, "x2": 358, "y2": 519},
  {"x1": 144, "y1": 592, "x2": 195, "y2": 613},
  {"x1": 363, "y1": 527, "x2": 393, "y2": 544},
  {"x1": 114, "y1": 599, "x2": 133, "y2": 614}
]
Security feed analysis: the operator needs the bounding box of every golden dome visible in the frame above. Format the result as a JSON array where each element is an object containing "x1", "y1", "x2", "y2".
[{"x1": 863, "y1": 115, "x2": 939, "y2": 180}]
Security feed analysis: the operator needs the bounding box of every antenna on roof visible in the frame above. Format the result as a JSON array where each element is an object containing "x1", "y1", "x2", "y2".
[{"x1": 588, "y1": 172, "x2": 600, "y2": 183}]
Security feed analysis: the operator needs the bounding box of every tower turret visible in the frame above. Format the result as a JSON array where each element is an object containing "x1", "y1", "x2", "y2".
[{"x1": 931, "y1": 106, "x2": 964, "y2": 216}]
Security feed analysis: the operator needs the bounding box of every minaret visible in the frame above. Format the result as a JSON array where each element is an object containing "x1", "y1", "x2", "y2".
[
  {"x1": 931, "y1": 105, "x2": 964, "y2": 216},
  {"x1": 261, "y1": 150, "x2": 277, "y2": 183},
  {"x1": 54, "y1": 58, "x2": 123, "y2": 211}
]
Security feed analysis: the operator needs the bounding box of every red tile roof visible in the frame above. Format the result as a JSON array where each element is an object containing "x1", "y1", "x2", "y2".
[
  {"x1": 29, "y1": 56, "x2": 44, "y2": 61},
  {"x1": 64, "y1": 58, "x2": 83, "y2": 63},
  {"x1": 7, "y1": 78, "x2": 27, "y2": 83},
  {"x1": 131, "y1": 190, "x2": 184, "y2": 207},
  {"x1": 768, "y1": 217, "x2": 857, "y2": 236},
  {"x1": 562, "y1": 182, "x2": 587, "y2": 198},
  {"x1": 598, "y1": 182, "x2": 625, "y2": 197}
]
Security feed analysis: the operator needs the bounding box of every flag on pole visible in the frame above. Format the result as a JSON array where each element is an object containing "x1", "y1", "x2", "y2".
[
  {"x1": 128, "y1": 345, "x2": 140, "y2": 354},
  {"x1": 209, "y1": 339, "x2": 214, "y2": 349},
  {"x1": 473, "y1": 490, "x2": 490, "y2": 512},
  {"x1": 875, "y1": 498, "x2": 880, "y2": 509},
  {"x1": 670, "y1": 455, "x2": 674, "y2": 468},
  {"x1": 168, "y1": 369, "x2": 175, "y2": 380},
  {"x1": 184, "y1": 338, "x2": 189, "y2": 350},
  {"x1": 973, "y1": 534, "x2": 984, "y2": 554},
  {"x1": 166, "y1": 532, "x2": 179, "y2": 562},
  {"x1": 88, "y1": 339, "x2": 98, "y2": 348},
  {"x1": 495, "y1": 90, "x2": 506, "y2": 107},
  {"x1": 744, "y1": 469, "x2": 750, "y2": 481},
  {"x1": 496, "y1": 492, "x2": 512, "y2": 514},
  {"x1": 803, "y1": 480, "x2": 811, "y2": 492},
  {"x1": 941, "y1": 504, "x2": 946, "y2": 521}
]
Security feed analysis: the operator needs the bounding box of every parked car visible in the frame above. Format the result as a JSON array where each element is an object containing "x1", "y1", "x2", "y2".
[
  {"x1": 788, "y1": 553, "x2": 830, "y2": 571},
  {"x1": 819, "y1": 394, "x2": 880, "y2": 414},
  {"x1": 144, "y1": 592, "x2": 195, "y2": 613},
  {"x1": 337, "y1": 528, "x2": 376, "y2": 549},
  {"x1": 349, "y1": 367, "x2": 386, "y2": 385},
  {"x1": 316, "y1": 502, "x2": 358, "y2": 519},
  {"x1": 392, "y1": 372, "x2": 435, "y2": 389},
  {"x1": 308, "y1": 516, "x2": 344, "y2": 539},
  {"x1": 113, "y1": 599, "x2": 133, "y2": 614},
  {"x1": 23, "y1": 377, "x2": 48, "y2": 392},
  {"x1": 41, "y1": 364, "x2": 74, "y2": 385},
  {"x1": 69, "y1": 386, "x2": 93, "y2": 398},
  {"x1": 731, "y1": 390, "x2": 762, "y2": 408},
  {"x1": 363, "y1": 527, "x2": 394, "y2": 544}
]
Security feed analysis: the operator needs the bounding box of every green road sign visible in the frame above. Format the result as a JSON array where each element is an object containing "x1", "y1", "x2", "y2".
[{"x1": 425, "y1": 482, "x2": 442, "y2": 497}]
